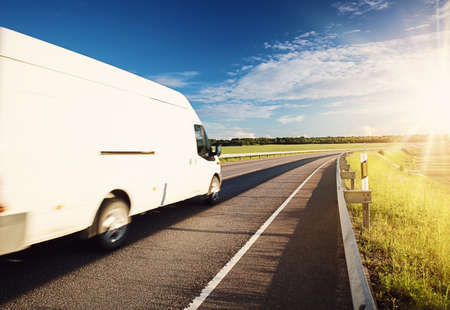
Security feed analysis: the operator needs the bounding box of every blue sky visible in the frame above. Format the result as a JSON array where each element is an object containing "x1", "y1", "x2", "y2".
[{"x1": 2, "y1": 0, "x2": 449, "y2": 138}]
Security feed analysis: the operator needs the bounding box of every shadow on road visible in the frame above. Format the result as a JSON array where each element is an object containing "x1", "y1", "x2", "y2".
[
  {"x1": 261, "y1": 163, "x2": 352, "y2": 309},
  {"x1": 0, "y1": 153, "x2": 336, "y2": 305}
]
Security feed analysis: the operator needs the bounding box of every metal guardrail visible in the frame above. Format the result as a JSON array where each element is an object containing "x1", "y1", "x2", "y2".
[
  {"x1": 336, "y1": 153, "x2": 377, "y2": 310},
  {"x1": 220, "y1": 149, "x2": 339, "y2": 159},
  {"x1": 220, "y1": 147, "x2": 385, "y2": 160}
]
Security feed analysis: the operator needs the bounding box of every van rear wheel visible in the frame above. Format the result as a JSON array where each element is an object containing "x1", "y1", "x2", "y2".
[
  {"x1": 206, "y1": 176, "x2": 221, "y2": 205},
  {"x1": 96, "y1": 198, "x2": 130, "y2": 250}
]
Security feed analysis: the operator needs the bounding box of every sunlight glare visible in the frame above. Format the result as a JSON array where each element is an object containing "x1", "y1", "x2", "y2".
[{"x1": 408, "y1": 2, "x2": 450, "y2": 135}]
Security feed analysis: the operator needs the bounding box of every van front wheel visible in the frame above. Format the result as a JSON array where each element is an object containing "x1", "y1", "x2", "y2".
[
  {"x1": 96, "y1": 198, "x2": 130, "y2": 250},
  {"x1": 206, "y1": 176, "x2": 221, "y2": 205}
]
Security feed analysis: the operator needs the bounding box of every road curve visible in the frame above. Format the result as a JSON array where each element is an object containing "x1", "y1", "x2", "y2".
[{"x1": 0, "y1": 153, "x2": 351, "y2": 309}]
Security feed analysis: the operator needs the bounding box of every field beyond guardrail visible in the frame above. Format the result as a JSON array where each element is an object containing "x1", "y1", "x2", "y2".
[
  {"x1": 220, "y1": 149, "x2": 342, "y2": 159},
  {"x1": 220, "y1": 147, "x2": 388, "y2": 161}
]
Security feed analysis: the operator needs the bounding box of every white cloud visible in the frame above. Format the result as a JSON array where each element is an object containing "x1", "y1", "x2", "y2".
[
  {"x1": 245, "y1": 56, "x2": 264, "y2": 62},
  {"x1": 226, "y1": 65, "x2": 255, "y2": 77},
  {"x1": 437, "y1": 1, "x2": 450, "y2": 20},
  {"x1": 344, "y1": 29, "x2": 361, "y2": 34},
  {"x1": 405, "y1": 23, "x2": 430, "y2": 31},
  {"x1": 179, "y1": 71, "x2": 198, "y2": 77},
  {"x1": 202, "y1": 123, "x2": 256, "y2": 139},
  {"x1": 189, "y1": 83, "x2": 235, "y2": 104},
  {"x1": 299, "y1": 31, "x2": 317, "y2": 38},
  {"x1": 232, "y1": 131, "x2": 256, "y2": 138},
  {"x1": 203, "y1": 122, "x2": 225, "y2": 130},
  {"x1": 270, "y1": 41, "x2": 297, "y2": 51},
  {"x1": 416, "y1": 2, "x2": 449, "y2": 62},
  {"x1": 326, "y1": 101, "x2": 345, "y2": 107},
  {"x1": 321, "y1": 107, "x2": 371, "y2": 115},
  {"x1": 197, "y1": 102, "x2": 279, "y2": 121},
  {"x1": 264, "y1": 31, "x2": 338, "y2": 52},
  {"x1": 281, "y1": 103, "x2": 311, "y2": 108},
  {"x1": 191, "y1": 31, "x2": 449, "y2": 105},
  {"x1": 425, "y1": 0, "x2": 439, "y2": 5},
  {"x1": 425, "y1": 0, "x2": 450, "y2": 27},
  {"x1": 277, "y1": 115, "x2": 305, "y2": 124},
  {"x1": 149, "y1": 71, "x2": 199, "y2": 88},
  {"x1": 333, "y1": 0, "x2": 391, "y2": 16}
]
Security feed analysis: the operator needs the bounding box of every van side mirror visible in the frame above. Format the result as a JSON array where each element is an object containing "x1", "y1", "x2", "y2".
[{"x1": 214, "y1": 144, "x2": 222, "y2": 157}]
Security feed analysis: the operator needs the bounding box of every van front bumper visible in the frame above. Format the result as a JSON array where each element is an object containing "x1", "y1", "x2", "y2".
[{"x1": 0, "y1": 212, "x2": 27, "y2": 256}]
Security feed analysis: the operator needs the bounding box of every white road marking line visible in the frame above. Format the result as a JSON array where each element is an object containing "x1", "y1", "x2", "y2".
[{"x1": 184, "y1": 158, "x2": 334, "y2": 310}]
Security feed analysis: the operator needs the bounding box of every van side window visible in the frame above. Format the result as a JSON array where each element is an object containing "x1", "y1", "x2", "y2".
[{"x1": 194, "y1": 124, "x2": 213, "y2": 160}]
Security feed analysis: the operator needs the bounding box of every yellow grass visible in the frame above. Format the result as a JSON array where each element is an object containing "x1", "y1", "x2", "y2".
[{"x1": 346, "y1": 152, "x2": 450, "y2": 309}]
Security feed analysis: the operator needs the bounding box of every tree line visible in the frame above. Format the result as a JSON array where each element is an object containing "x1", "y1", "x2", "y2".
[{"x1": 210, "y1": 134, "x2": 444, "y2": 146}]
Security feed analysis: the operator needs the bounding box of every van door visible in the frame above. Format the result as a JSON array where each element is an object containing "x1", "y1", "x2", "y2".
[{"x1": 193, "y1": 124, "x2": 215, "y2": 195}]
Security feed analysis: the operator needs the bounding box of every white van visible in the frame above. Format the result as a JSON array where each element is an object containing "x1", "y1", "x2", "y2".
[{"x1": 0, "y1": 27, "x2": 222, "y2": 254}]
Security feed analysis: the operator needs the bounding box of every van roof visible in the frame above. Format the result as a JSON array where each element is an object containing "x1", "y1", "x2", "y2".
[{"x1": 0, "y1": 27, "x2": 191, "y2": 109}]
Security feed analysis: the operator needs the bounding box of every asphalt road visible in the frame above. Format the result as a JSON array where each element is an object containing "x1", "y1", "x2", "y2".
[{"x1": 0, "y1": 153, "x2": 352, "y2": 310}]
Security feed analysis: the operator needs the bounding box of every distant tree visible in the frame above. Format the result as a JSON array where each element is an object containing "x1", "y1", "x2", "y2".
[{"x1": 208, "y1": 135, "x2": 431, "y2": 146}]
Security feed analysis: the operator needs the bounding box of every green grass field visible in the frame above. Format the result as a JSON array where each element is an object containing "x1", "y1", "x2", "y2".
[
  {"x1": 346, "y1": 152, "x2": 450, "y2": 309},
  {"x1": 219, "y1": 143, "x2": 404, "y2": 163},
  {"x1": 221, "y1": 143, "x2": 401, "y2": 154}
]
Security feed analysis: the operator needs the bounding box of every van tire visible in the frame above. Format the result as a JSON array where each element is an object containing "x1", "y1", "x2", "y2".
[
  {"x1": 206, "y1": 176, "x2": 221, "y2": 205},
  {"x1": 96, "y1": 198, "x2": 130, "y2": 250}
]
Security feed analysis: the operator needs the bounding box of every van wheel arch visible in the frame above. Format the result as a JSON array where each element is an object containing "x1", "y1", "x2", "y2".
[
  {"x1": 206, "y1": 175, "x2": 221, "y2": 205},
  {"x1": 83, "y1": 189, "x2": 131, "y2": 240},
  {"x1": 110, "y1": 189, "x2": 131, "y2": 208},
  {"x1": 213, "y1": 173, "x2": 222, "y2": 185}
]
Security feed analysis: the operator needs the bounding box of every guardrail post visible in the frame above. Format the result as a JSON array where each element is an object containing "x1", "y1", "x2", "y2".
[
  {"x1": 337, "y1": 153, "x2": 377, "y2": 309},
  {"x1": 342, "y1": 153, "x2": 372, "y2": 231},
  {"x1": 340, "y1": 157, "x2": 350, "y2": 171},
  {"x1": 361, "y1": 153, "x2": 370, "y2": 230},
  {"x1": 341, "y1": 171, "x2": 355, "y2": 190}
]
